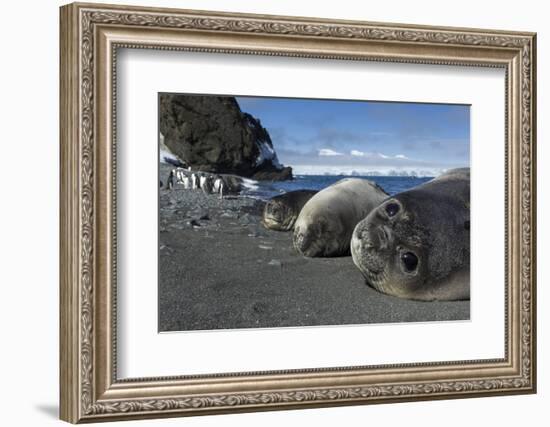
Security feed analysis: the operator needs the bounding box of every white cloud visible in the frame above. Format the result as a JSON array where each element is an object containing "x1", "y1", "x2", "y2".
[
  {"x1": 349, "y1": 150, "x2": 406, "y2": 159},
  {"x1": 318, "y1": 148, "x2": 343, "y2": 156}
]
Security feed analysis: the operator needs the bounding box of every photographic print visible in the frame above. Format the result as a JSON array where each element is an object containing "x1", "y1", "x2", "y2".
[
  {"x1": 158, "y1": 94, "x2": 471, "y2": 332},
  {"x1": 60, "y1": 4, "x2": 536, "y2": 421}
]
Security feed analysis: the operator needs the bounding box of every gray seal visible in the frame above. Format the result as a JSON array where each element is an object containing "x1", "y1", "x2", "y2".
[
  {"x1": 293, "y1": 178, "x2": 388, "y2": 257},
  {"x1": 350, "y1": 168, "x2": 470, "y2": 301},
  {"x1": 262, "y1": 190, "x2": 318, "y2": 231}
]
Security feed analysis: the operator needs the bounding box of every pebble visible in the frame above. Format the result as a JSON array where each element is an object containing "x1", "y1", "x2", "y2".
[
  {"x1": 239, "y1": 213, "x2": 252, "y2": 223},
  {"x1": 171, "y1": 223, "x2": 189, "y2": 230},
  {"x1": 221, "y1": 212, "x2": 238, "y2": 219},
  {"x1": 259, "y1": 245, "x2": 273, "y2": 250},
  {"x1": 268, "y1": 259, "x2": 282, "y2": 267},
  {"x1": 249, "y1": 231, "x2": 268, "y2": 238}
]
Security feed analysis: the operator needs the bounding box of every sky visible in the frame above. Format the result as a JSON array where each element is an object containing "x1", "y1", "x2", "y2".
[{"x1": 236, "y1": 96, "x2": 470, "y2": 175}]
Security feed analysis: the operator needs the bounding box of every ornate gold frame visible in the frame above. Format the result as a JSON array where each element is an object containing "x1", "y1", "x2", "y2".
[{"x1": 60, "y1": 2, "x2": 537, "y2": 423}]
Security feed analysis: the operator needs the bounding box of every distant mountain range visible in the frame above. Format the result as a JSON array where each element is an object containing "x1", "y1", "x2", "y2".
[{"x1": 290, "y1": 165, "x2": 451, "y2": 177}]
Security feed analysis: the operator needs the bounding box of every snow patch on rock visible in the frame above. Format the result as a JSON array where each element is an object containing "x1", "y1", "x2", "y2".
[
  {"x1": 159, "y1": 133, "x2": 185, "y2": 166},
  {"x1": 256, "y1": 140, "x2": 282, "y2": 169}
]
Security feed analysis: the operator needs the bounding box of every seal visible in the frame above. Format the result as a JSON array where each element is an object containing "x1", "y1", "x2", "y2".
[
  {"x1": 293, "y1": 178, "x2": 388, "y2": 257},
  {"x1": 350, "y1": 168, "x2": 470, "y2": 301},
  {"x1": 262, "y1": 190, "x2": 318, "y2": 231}
]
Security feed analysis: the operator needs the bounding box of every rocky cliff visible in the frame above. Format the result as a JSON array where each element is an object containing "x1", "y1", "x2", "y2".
[{"x1": 159, "y1": 94, "x2": 292, "y2": 181}]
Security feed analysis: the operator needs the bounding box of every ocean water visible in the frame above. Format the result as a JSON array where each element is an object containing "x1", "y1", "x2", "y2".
[{"x1": 242, "y1": 175, "x2": 433, "y2": 200}]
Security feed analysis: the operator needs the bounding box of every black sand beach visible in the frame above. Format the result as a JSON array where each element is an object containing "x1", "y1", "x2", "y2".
[{"x1": 159, "y1": 165, "x2": 470, "y2": 332}]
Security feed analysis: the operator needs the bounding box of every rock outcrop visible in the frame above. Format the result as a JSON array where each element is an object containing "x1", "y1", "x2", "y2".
[{"x1": 159, "y1": 94, "x2": 292, "y2": 181}]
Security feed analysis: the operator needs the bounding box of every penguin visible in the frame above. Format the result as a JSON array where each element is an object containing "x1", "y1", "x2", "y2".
[
  {"x1": 191, "y1": 173, "x2": 199, "y2": 190},
  {"x1": 201, "y1": 175, "x2": 214, "y2": 194},
  {"x1": 213, "y1": 177, "x2": 222, "y2": 193},
  {"x1": 182, "y1": 175, "x2": 190, "y2": 189},
  {"x1": 199, "y1": 175, "x2": 207, "y2": 190},
  {"x1": 167, "y1": 170, "x2": 175, "y2": 189}
]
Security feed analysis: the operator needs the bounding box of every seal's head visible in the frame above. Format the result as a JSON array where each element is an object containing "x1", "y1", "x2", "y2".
[
  {"x1": 262, "y1": 199, "x2": 295, "y2": 231},
  {"x1": 351, "y1": 192, "x2": 469, "y2": 300},
  {"x1": 263, "y1": 190, "x2": 318, "y2": 232},
  {"x1": 293, "y1": 215, "x2": 347, "y2": 257}
]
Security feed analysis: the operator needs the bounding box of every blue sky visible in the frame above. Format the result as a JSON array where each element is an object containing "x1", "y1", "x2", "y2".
[{"x1": 236, "y1": 96, "x2": 470, "y2": 175}]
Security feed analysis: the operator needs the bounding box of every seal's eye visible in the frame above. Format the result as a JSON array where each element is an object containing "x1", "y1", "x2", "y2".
[
  {"x1": 401, "y1": 252, "x2": 418, "y2": 272},
  {"x1": 385, "y1": 202, "x2": 400, "y2": 217}
]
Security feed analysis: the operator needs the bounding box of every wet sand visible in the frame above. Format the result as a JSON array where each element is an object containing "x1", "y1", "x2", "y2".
[{"x1": 159, "y1": 165, "x2": 470, "y2": 332}]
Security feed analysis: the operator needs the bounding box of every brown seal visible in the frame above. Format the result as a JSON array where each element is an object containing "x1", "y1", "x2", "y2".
[
  {"x1": 293, "y1": 178, "x2": 388, "y2": 257},
  {"x1": 262, "y1": 190, "x2": 318, "y2": 231},
  {"x1": 351, "y1": 168, "x2": 470, "y2": 301}
]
